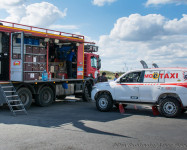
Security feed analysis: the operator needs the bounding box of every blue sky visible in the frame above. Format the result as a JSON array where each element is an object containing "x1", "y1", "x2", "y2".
[{"x1": 0, "y1": 0, "x2": 187, "y2": 72}]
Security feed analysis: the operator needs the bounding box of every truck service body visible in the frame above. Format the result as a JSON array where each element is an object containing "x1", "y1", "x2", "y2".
[
  {"x1": 91, "y1": 67, "x2": 187, "y2": 117},
  {"x1": 0, "y1": 20, "x2": 100, "y2": 110}
]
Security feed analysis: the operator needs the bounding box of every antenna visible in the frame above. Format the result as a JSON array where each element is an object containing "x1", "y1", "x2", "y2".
[
  {"x1": 140, "y1": 60, "x2": 148, "y2": 69},
  {"x1": 152, "y1": 63, "x2": 159, "y2": 68}
]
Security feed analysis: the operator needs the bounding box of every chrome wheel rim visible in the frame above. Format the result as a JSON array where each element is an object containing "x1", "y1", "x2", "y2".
[
  {"x1": 99, "y1": 98, "x2": 108, "y2": 109},
  {"x1": 163, "y1": 102, "x2": 177, "y2": 115}
]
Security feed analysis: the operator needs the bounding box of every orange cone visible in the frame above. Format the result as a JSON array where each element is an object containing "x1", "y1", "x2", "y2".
[
  {"x1": 152, "y1": 106, "x2": 160, "y2": 116},
  {"x1": 119, "y1": 103, "x2": 125, "y2": 114}
]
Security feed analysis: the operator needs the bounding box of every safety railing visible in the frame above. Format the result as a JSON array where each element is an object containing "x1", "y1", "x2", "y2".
[{"x1": 0, "y1": 20, "x2": 84, "y2": 40}]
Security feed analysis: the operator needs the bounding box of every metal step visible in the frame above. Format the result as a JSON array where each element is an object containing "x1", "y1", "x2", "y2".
[
  {"x1": 8, "y1": 100, "x2": 21, "y2": 102},
  {"x1": 1, "y1": 86, "x2": 13, "y2": 88},
  {"x1": 0, "y1": 82, "x2": 27, "y2": 116},
  {"x1": 13, "y1": 109, "x2": 25, "y2": 112},
  {"x1": 4, "y1": 91, "x2": 16, "y2": 93},
  {"x1": 6, "y1": 95, "x2": 18, "y2": 98},
  {"x1": 10, "y1": 104, "x2": 23, "y2": 107}
]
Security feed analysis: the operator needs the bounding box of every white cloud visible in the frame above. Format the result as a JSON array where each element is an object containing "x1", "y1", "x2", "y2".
[
  {"x1": 98, "y1": 14, "x2": 187, "y2": 72},
  {"x1": 1, "y1": 1, "x2": 67, "y2": 28},
  {"x1": 110, "y1": 14, "x2": 165, "y2": 41},
  {"x1": 146, "y1": 0, "x2": 187, "y2": 6},
  {"x1": 0, "y1": 0, "x2": 26, "y2": 9},
  {"x1": 20, "y1": 2, "x2": 67, "y2": 27},
  {"x1": 92, "y1": 0, "x2": 117, "y2": 6},
  {"x1": 109, "y1": 14, "x2": 187, "y2": 41},
  {"x1": 49, "y1": 24, "x2": 79, "y2": 30}
]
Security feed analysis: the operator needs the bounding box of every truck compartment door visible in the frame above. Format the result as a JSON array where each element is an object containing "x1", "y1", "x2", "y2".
[{"x1": 10, "y1": 32, "x2": 24, "y2": 81}]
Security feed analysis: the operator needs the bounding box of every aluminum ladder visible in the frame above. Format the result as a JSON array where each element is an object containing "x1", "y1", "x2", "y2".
[{"x1": 0, "y1": 83, "x2": 27, "y2": 116}]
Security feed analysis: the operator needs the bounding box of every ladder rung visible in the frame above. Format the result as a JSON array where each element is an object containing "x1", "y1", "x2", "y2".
[
  {"x1": 6, "y1": 95, "x2": 18, "y2": 97},
  {"x1": 13, "y1": 109, "x2": 25, "y2": 112},
  {"x1": 10, "y1": 104, "x2": 23, "y2": 107},
  {"x1": 1, "y1": 86, "x2": 13, "y2": 88},
  {"x1": 8, "y1": 100, "x2": 21, "y2": 102}
]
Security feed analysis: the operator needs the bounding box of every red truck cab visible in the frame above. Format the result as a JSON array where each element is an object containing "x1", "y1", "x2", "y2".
[{"x1": 84, "y1": 45, "x2": 101, "y2": 79}]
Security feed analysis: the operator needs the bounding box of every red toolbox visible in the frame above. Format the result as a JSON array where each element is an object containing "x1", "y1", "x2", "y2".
[
  {"x1": 33, "y1": 55, "x2": 39, "y2": 62},
  {"x1": 25, "y1": 55, "x2": 33, "y2": 62},
  {"x1": 24, "y1": 73, "x2": 39, "y2": 80},
  {"x1": 39, "y1": 55, "x2": 46, "y2": 62},
  {"x1": 33, "y1": 64, "x2": 39, "y2": 71},
  {"x1": 32, "y1": 46, "x2": 39, "y2": 54},
  {"x1": 24, "y1": 63, "x2": 33, "y2": 71},
  {"x1": 26, "y1": 45, "x2": 32, "y2": 53},
  {"x1": 39, "y1": 47, "x2": 46, "y2": 54}
]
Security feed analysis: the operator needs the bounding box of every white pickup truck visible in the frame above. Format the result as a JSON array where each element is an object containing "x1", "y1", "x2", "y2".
[{"x1": 91, "y1": 68, "x2": 187, "y2": 117}]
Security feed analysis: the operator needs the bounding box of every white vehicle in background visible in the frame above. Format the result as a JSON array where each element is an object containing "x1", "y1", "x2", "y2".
[{"x1": 91, "y1": 67, "x2": 187, "y2": 118}]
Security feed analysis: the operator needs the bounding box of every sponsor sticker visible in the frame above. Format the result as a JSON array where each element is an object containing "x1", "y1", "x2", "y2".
[{"x1": 13, "y1": 61, "x2": 21, "y2": 66}]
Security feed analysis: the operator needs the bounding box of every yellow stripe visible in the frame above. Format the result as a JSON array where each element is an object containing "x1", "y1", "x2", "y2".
[{"x1": 0, "y1": 25, "x2": 84, "y2": 41}]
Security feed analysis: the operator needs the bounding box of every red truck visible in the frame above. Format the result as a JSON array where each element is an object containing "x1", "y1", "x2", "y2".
[{"x1": 0, "y1": 20, "x2": 101, "y2": 114}]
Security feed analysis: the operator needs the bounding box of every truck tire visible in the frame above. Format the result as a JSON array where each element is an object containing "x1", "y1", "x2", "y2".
[
  {"x1": 96, "y1": 93, "x2": 113, "y2": 112},
  {"x1": 82, "y1": 85, "x2": 91, "y2": 102},
  {"x1": 35, "y1": 87, "x2": 54, "y2": 107},
  {"x1": 17, "y1": 87, "x2": 32, "y2": 109},
  {"x1": 159, "y1": 97, "x2": 182, "y2": 118}
]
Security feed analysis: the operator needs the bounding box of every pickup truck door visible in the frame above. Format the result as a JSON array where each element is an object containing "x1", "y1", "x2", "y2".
[
  {"x1": 139, "y1": 70, "x2": 165, "y2": 102},
  {"x1": 114, "y1": 71, "x2": 143, "y2": 101}
]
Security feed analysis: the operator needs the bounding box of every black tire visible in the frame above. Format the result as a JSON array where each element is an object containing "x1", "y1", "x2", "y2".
[
  {"x1": 17, "y1": 87, "x2": 32, "y2": 109},
  {"x1": 159, "y1": 97, "x2": 182, "y2": 118},
  {"x1": 114, "y1": 103, "x2": 127, "y2": 108},
  {"x1": 96, "y1": 93, "x2": 113, "y2": 112},
  {"x1": 35, "y1": 87, "x2": 54, "y2": 107},
  {"x1": 82, "y1": 85, "x2": 91, "y2": 102}
]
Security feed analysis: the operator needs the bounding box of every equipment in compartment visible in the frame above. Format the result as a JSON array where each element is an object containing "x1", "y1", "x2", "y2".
[
  {"x1": 39, "y1": 64, "x2": 46, "y2": 71},
  {"x1": 24, "y1": 72, "x2": 39, "y2": 80},
  {"x1": 33, "y1": 64, "x2": 39, "y2": 71},
  {"x1": 39, "y1": 55, "x2": 46, "y2": 62},
  {"x1": 12, "y1": 54, "x2": 21, "y2": 59},
  {"x1": 33, "y1": 46, "x2": 39, "y2": 54},
  {"x1": 39, "y1": 47, "x2": 46, "y2": 54},
  {"x1": 26, "y1": 45, "x2": 32, "y2": 53},
  {"x1": 25, "y1": 55, "x2": 33, "y2": 62},
  {"x1": 24, "y1": 63, "x2": 33, "y2": 71},
  {"x1": 33, "y1": 55, "x2": 39, "y2": 63}
]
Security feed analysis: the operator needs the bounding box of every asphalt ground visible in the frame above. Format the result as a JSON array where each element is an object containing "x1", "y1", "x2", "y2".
[{"x1": 0, "y1": 97, "x2": 187, "y2": 150}]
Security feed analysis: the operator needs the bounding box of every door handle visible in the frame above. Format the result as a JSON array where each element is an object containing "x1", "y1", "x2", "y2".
[{"x1": 157, "y1": 86, "x2": 161, "y2": 89}]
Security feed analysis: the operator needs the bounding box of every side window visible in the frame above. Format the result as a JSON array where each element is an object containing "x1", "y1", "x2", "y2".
[
  {"x1": 144, "y1": 70, "x2": 159, "y2": 83},
  {"x1": 91, "y1": 56, "x2": 97, "y2": 68},
  {"x1": 144, "y1": 70, "x2": 166, "y2": 83},
  {"x1": 12, "y1": 33, "x2": 21, "y2": 59},
  {"x1": 120, "y1": 72, "x2": 142, "y2": 83}
]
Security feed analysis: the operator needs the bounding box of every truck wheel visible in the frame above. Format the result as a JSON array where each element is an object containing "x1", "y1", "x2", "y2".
[
  {"x1": 96, "y1": 93, "x2": 113, "y2": 112},
  {"x1": 17, "y1": 87, "x2": 32, "y2": 109},
  {"x1": 82, "y1": 85, "x2": 91, "y2": 102},
  {"x1": 159, "y1": 97, "x2": 182, "y2": 118},
  {"x1": 35, "y1": 87, "x2": 54, "y2": 107}
]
